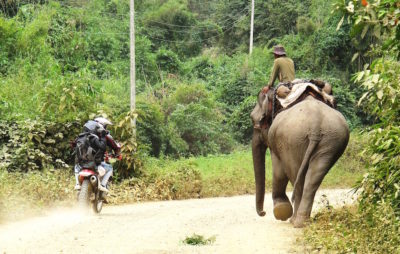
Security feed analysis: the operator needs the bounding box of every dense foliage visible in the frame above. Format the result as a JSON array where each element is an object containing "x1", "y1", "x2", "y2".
[
  {"x1": 335, "y1": 0, "x2": 400, "y2": 214},
  {"x1": 0, "y1": 120, "x2": 80, "y2": 171},
  {"x1": 0, "y1": 0, "x2": 367, "y2": 175}
]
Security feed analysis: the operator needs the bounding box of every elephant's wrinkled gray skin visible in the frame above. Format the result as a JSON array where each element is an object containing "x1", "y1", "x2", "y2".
[{"x1": 251, "y1": 90, "x2": 349, "y2": 228}]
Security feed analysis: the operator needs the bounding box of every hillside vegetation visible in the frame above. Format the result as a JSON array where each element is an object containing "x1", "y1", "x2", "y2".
[{"x1": 0, "y1": 0, "x2": 365, "y2": 174}]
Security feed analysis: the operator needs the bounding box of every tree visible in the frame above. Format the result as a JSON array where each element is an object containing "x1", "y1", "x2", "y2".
[{"x1": 336, "y1": 0, "x2": 400, "y2": 211}]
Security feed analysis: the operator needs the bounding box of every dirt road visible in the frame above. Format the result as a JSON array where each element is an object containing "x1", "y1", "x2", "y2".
[{"x1": 0, "y1": 189, "x2": 355, "y2": 254}]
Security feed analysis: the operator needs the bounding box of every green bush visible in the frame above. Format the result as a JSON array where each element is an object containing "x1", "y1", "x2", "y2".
[
  {"x1": 0, "y1": 120, "x2": 81, "y2": 172},
  {"x1": 142, "y1": 0, "x2": 202, "y2": 56},
  {"x1": 228, "y1": 95, "x2": 256, "y2": 143},
  {"x1": 214, "y1": 0, "x2": 313, "y2": 52},
  {"x1": 311, "y1": 16, "x2": 353, "y2": 71},
  {"x1": 47, "y1": 8, "x2": 88, "y2": 73},
  {"x1": 212, "y1": 54, "x2": 253, "y2": 108},
  {"x1": 156, "y1": 48, "x2": 182, "y2": 74},
  {"x1": 110, "y1": 111, "x2": 143, "y2": 178},
  {"x1": 186, "y1": 55, "x2": 216, "y2": 81},
  {"x1": 0, "y1": 115, "x2": 143, "y2": 178},
  {"x1": 354, "y1": 58, "x2": 400, "y2": 213},
  {"x1": 111, "y1": 159, "x2": 202, "y2": 203},
  {"x1": 135, "y1": 35, "x2": 158, "y2": 83},
  {"x1": 296, "y1": 16, "x2": 315, "y2": 36},
  {"x1": 39, "y1": 74, "x2": 100, "y2": 122},
  {"x1": 165, "y1": 83, "x2": 234, "y2": 156},
  {"x1": 0, "y1": 17, "x2": 19, "y2": 74},
  {"x1": 135, "y1": 97, "x2": 166, "y2": 157}
]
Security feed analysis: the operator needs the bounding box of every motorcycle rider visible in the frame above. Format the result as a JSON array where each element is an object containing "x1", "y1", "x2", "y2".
[{"x1": 73, "y1": 117, "x2": 121, "y2": 193}]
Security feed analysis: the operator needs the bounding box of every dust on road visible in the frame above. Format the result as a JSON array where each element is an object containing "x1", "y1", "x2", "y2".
[{"x1": 0, "y1": 189, "x2": 356, "y2": 254}]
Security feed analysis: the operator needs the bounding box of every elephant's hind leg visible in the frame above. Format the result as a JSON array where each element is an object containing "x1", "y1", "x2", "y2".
[
  {"x1": 291, "y1": 176, "x2": 305, "y2": 224},
  {"x1": 293, "y1": 158, "x2": 330, "y2": 228},
  {"x1": 271, "y1": 153, "x2": 293, "y2": 221}
]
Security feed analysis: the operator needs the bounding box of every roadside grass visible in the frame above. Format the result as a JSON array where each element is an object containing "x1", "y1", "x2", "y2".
[
  {"x1": 0, "y1": 169, "x2": 75, "y2": 222},
  {"x1": 193, "y1": 150, "x2": 256, "y2": 197},
  {"x1": 175, "y1": 148, "x2": 272, "y2": 197},
  {"x1": 0, "y1": 132, "x2": 365, "y2": 223},
  {"x1": 145, "y1": 132, "x2": 366, "y2": 197},
  {"x1": 300, "y1": 203, "x2": 400, "y2": 253},
  {"x1": 194, "y1": 132, "x2": 366, "y2": 193}
]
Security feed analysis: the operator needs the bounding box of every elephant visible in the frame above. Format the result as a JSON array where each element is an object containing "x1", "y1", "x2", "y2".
[{"x1": 250, "y1": 87, "x2": 349, "y2": 228}]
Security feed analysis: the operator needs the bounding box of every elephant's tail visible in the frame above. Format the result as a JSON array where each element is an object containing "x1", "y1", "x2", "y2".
[{"x1": 291, "y1": 138, "x2": 319, "y2": 203}]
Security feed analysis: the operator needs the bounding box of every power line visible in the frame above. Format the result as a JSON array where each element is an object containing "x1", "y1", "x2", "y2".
[
  {"x1": 119, "y1": 11, "x2": 248, "y2": 43},
  {"x1": 143, "y1": 7, "x2": 249, "y2": 28},
  {"x1": 139, "y1": 13, "x2": 250, "y2": 35},
  {"x1": 59, "y1": 14, "x2": 248, "y2": 33},
  {"x1": 66, "y1": 10, "x2": 250, "y2": 43},
  {"x1": 70, "y1": 13, "x2": 248, "y2": 36},
  {"x1": 142, "y1": 13, "x2": 249, "y2": 43}
]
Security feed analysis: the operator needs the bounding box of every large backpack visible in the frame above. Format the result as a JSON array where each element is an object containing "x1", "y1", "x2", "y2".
[{"x1": 75, "y1": 132, "x2": 97, "y2": 168}]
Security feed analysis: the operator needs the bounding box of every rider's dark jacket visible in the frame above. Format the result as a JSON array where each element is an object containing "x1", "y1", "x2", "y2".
[{"x1": 88, "y1": 133, "x2": 120, "y2": 165}]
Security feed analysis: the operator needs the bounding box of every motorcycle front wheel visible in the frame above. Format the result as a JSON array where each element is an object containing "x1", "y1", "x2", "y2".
[{"x1": 78, "y1": 179, "x2": 92, "y2": 209}]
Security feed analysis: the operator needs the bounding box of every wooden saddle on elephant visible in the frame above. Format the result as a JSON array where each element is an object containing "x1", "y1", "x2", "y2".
[
  {"x1": 275, "y1": 79, "x2": 336, "y2": 109},
  {"x1": 251, "y1": 79, "x2": 337, "y2": 130}
]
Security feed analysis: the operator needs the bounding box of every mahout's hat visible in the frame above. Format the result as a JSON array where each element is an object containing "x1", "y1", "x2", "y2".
[{"x1": 273, "y1": 45, "x2": 286, "y2": 56}]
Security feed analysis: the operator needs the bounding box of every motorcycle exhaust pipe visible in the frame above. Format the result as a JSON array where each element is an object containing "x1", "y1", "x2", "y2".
[{"x1": 90, "y1": 175, "x2": 98, "y2": 185}]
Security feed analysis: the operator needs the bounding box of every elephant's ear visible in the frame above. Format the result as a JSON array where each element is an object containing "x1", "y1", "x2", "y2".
[{"x1": 251, "y1": 90, "x2": 274, "y2": 128}]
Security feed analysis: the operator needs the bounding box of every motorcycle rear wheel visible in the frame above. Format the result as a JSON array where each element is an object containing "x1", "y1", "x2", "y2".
[
  {"x1": 92, "y1": 191, "x2": 103, "y2": 213},
  {"x1": 78, "y1": 179, "x2": 92, "y2": 209}
]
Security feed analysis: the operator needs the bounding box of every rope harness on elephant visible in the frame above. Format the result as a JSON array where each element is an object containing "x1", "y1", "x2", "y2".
[{"x1": 272, "y1": 88, "x2": 276, "y2": 120}]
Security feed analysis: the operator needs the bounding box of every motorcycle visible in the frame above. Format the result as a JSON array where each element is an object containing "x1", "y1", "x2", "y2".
[{"x1": 77, "y1": 152, "x2": 121, "y2": 213}]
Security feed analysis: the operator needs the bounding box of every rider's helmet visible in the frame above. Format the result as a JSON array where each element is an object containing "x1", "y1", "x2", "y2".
[{"x1": 94, "y1": 117, "x2": 113, "y2": 129}]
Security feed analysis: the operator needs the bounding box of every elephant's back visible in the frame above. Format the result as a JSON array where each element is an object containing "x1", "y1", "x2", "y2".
[
  {"x1": 271, "y1": 98, "x2": 348, "y2": 136},
  {"x1": 268, "y1": 98, "x2": 349, "y2": 170}
]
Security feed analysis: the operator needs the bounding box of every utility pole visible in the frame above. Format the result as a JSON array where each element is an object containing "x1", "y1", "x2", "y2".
[
  {"x1": 130, "y1": 0, "x2": 136, "y2": 129},
  {"x1": 130, "y1": 0, "x2": 136, "y2": 115},
  {"x1": 249, "y1": 0, "x2": 255, "y2": 54}
]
